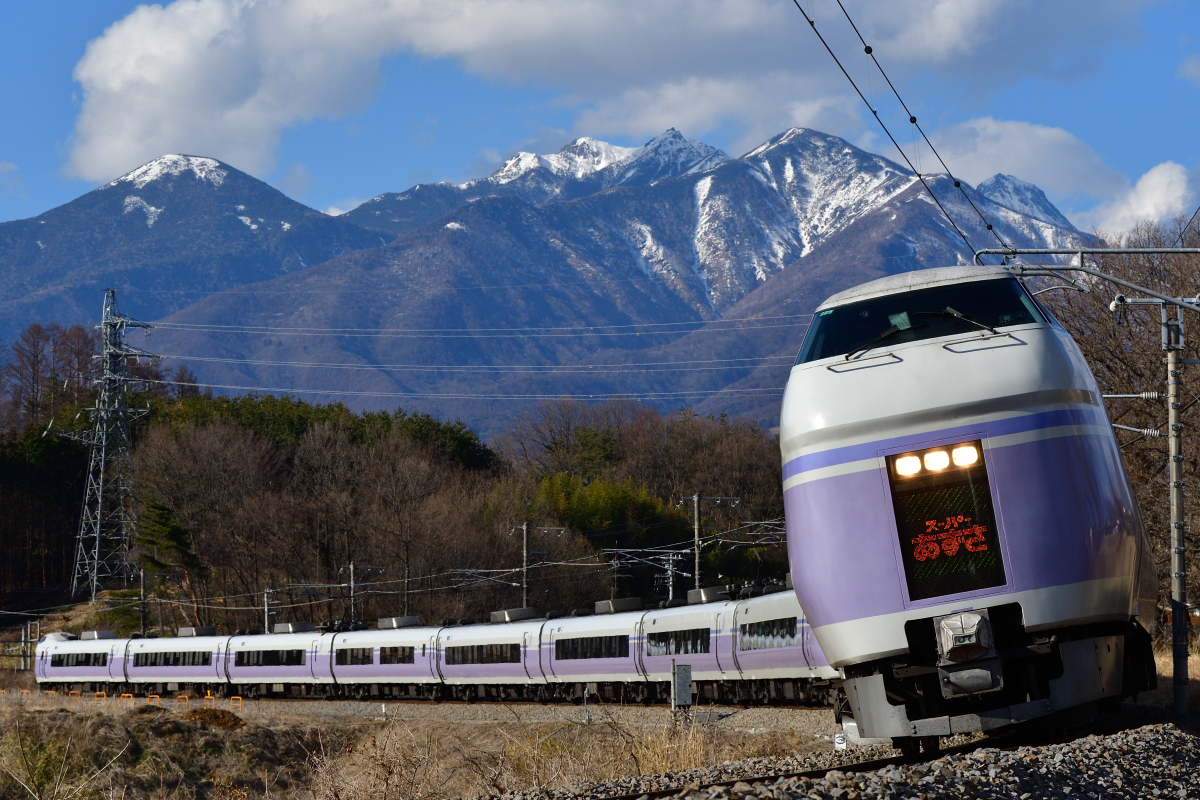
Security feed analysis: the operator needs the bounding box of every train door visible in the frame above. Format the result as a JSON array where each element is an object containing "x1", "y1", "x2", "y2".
[
  {"x1": 729, "y1": 605, "x2": 743, "y2": 676},
  {"x1": 521, "y1": 631, "x2": 535, "y2": 680},
  {"x1": 634, "y1": 614, "x2": 649, "y2": 678},
  {"x1": 799, "y1": 614, "x2": 815, "y2": 668},
  {"x1": 712, "y1": 611, "x2": 726, "y2": 673},
  {"x1": 544, "y1": 627, "x2": 558, "y2": 679},
  {"x1": 309, "y1": 639, "x2": 321, "y2": 680},
  {"x1": 432, "y1": 633, "x2": 444, "y2": 680},
  {"x1": 108, "y1": 643, "x2": 121, "y2": 681}
]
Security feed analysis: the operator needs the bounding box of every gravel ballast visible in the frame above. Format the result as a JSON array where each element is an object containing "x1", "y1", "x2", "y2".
[
  {"x1": 483, "y1": 723, "x2": 1197, "y2": 800},
  {"x1": 671, "y1": 723, "x2": 1198, "y2": 800}
]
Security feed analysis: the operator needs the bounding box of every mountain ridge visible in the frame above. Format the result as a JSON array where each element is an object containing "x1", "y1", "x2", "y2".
[
  {"x1": 143, "y1": 127, "x2": 1085, "y2": 434},
  {"x1": 0, "y1": 155, "x2": 390, "y2": 334}
]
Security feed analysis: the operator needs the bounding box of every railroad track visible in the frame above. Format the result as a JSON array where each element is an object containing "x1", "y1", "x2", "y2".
[{"x1": 597, "y1": 726, "x2": 1071, "y2": 800}]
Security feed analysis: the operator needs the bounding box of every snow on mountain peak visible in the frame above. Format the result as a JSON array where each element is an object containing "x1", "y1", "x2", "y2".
[
  {"x1": 107, "y1": 155, "x2": 228, "y2": 190},
  {"x1": 977, "y1": 173, "x2": 1074, "y2": 230},
  {"x1": 484, "y1": 130, "x2": 728, "y2": 189},
  {"x1": 543, "y1": 137, "x2": 638, "y2": 179},
  {"x1": 618, "y1": 129, "x2": 729, "y2": 179}
]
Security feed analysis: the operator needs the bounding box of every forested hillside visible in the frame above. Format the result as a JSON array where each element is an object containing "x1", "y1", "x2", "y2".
[{"x1": 0, "y1": 328, "x2": 786, "y2": 630}]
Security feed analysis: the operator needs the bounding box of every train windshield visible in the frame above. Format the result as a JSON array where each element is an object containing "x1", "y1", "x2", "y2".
[{"x1": 796, "y1": 278, "x2": 1044, "y2": 364}]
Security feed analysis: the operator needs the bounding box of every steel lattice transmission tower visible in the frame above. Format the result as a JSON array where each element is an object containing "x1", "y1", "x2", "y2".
[{"x1": 68, "y1": 289, "x2": 153, "y2": 601}]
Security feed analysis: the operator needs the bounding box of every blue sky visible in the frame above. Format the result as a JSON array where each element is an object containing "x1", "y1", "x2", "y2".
[{"x1": 1, "y1": 0, "x2": 1198, "y2": 231}]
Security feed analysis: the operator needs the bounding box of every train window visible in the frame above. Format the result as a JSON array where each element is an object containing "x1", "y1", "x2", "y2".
[
  {"x1": 646, "y1": 628, "x2": 710, "y2": 657},
  {"x1": 796, "y1": 278, "x2": 1044, "y2": 363},
  {"x1": 335, "y1": 647, "x2": 374, "y2": 666},
  {"x1": 887, "y1": 440, "x2": 1006, "y2": 601},
  {"x1": 739, "y1": 618, "x2": 797, "y2": 651},
  {"x1": 233, "y1": 649, "x2": 306, "y2": 667},
  {"x1": 50, "y1": 652, "x2": 108, "y2": 668},
  {"x1": 444, "y1": 643, "x2": 521, "y2": 665},
  {"x1": 133, "y1": 651, "x2": 213, "y2": 667},
  {"x1": 555, "y1": 635, "x2": 630, "y2": 660},
  {"x1": 380, "y1": 646, "x2": 415, "y2": 664}
]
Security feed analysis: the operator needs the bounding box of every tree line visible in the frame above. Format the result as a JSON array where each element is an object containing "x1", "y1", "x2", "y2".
[{"x1": 0, "y1": 340, "x2": 786, "y2": 633}]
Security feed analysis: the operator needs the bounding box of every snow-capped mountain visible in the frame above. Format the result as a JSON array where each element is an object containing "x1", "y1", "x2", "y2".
[
  {"x1": 977, "y1": 173, "x2": 1076, "y2": 230},
  {"x1": 342, "y1": 129, "x2": 731, "y2": 235},
  {"x1": 0, "y1": 155, "x2": 387, "y2": 333},
  {"x1": 150, "y1": 127, "x2": 1085, "y2": 433}
]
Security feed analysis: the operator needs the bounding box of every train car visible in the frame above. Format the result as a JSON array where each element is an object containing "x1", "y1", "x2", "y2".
[
  {"x1": 226, "y1": 630, "x2": 335, "y2": 696},
  {"x1": 435, "y1": 617, "x2": 548, "y2": 699},
  {"x1": 780, "y1": 265, "x2": 1158, "y2": 751},
  {"x1": 35, "y1": 586, "x2": 838, "y2": 706},
  {"x1": 125, "y1": 633, "x2": 225, "y2": 692},
  {"x1": 328, "y1": 621, "x2": 440, "y2": 698},
  {"x1": 639, "y1": 602, "x2": 734, "y2": 683},
  {"x1": 543, "y1": 610, "x2": 643, "y2": 701},
  {"x1": 37, "y1": 632, "x2": 122, "y2": 691}
]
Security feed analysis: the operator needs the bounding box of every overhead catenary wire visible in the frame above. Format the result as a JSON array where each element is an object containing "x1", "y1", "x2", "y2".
[
  {"x1": 155, "y1": 353, "x2": 795, "y2": 374},
  {"x1": 788, "y1": 0, "x2": 979, "y2": 257},
  {"x1": 144, "y1": 377, "x2": 785, "y2": 401},
  {"x1": 150, "y1": 319, "x2": 812, "y2": 339},
  {"x1": 831, "y1": 0, "x2": 1007, "y2": 248}
]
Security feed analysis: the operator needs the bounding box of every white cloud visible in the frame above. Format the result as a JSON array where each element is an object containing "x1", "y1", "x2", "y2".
[
  {"x1": 276, "y1": 162, "x2": 313, "y2": 199},
  {"x1": 1075, "y1": 162, "x2": 1196, "y2": 233},
  {"x1": 0, "y1": 162, "x2": 22, "y2": 195},
  {"x1": 930, "y1": 117, "x2": 1127, "y2": 200},
  {"x1": 323, "y1": 198, "x2": 366, "y2": 216},
  {"x1": 67, "y1": 0, "x2": 1153, "y2": 182},
  {"x1": 1179, "y1": 55, "x2": 1200, "y2": 88}
]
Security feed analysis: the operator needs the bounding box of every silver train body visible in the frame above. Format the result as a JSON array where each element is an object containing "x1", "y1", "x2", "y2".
[
  {"x1": 35, "y1": 590, "x2": 837, "y2": 705},
  {"x1": 780, "y1": 266, "x2": 1157, "y2": 746}
]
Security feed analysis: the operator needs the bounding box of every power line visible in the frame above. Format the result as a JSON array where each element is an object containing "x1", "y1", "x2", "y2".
[
  {"x1": 145, "y1": 377, "x2": 785, "y2": 401},
  {"x1": 789, "y1": 0, "x2": 977, "y2": 256},
  {"x1": 831, "y1": 0, "x2": 1006, "y2": 248},
  {"x1": 150, "y1": 318, "x2": 812, "y2": 339},
  {"x1": 156, "y1": 353, "x2": 795, "y2": 374}
]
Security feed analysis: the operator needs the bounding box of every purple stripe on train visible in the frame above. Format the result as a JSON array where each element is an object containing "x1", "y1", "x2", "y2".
[
  {"x1": 781, "y1": 407, "x2": 1107, "y2": 479},
  {"x1": 786, "y1": 428, "x2": 1140, "y2": 628}
]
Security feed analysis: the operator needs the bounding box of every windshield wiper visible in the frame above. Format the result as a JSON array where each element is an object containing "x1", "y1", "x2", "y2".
[
  {"x1": 845, "y1": 323, "x2": 929, "y2": 360},
  {"x1": 913, "y1": 306, "x2": 997, "y2": 335}
]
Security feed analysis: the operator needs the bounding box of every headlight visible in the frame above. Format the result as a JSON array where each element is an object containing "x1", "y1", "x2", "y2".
[
  {"x1": 952, "y1": 445, "x2": 979, "y2": 466},
  {"x1": 895, "y1": 455, "x2": 921, "y2": 476},
  {"x1": 923, "y1": 450, "x2": 950, "y2": 471}
]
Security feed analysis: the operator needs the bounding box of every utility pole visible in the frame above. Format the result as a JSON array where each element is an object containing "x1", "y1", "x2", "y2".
[
  {"x1": 140, "y1": 570, "x2": 146, "y2": 636},
  {"x1": 1170, "y1": 341, "x2": 1188, "y2": 719},
  {"x1": 263, "y1": 588, "x2": 275, "y2": 633},
  {"x1": 512, "y1": 524, "x2": 564, "y2": 608},
  {"x1": 63, "y1": 290, "x2": 153, "y2": 602},
  {"x1": 339, "y1": 563, "x2": 384, "y2": 624},
  {"x1": 1109, "y1": 293, "x2": 1195, "y2": 718},
  {"x1": 678, "y1": 495, "x2": 739, "y2": 589}
]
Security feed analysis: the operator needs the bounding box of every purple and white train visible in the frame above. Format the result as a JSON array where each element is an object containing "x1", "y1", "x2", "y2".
[
  {"x1": 782, "y1": 265, "x2": 1158, "y2": 752},
  {"x1": 35, "y1": 589, "x2": 837, "y2": 705}
]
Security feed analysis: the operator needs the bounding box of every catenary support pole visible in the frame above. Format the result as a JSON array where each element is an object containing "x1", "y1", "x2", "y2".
[
  {"x1": 693, "y1": 494, "x2": 701, "y2": 591},
  {"x1": 1169, "y1": 345, "x2": 1189, "y2": 717},
  {"x1": 522, "y1": 522, "x2": 529, "y2": 609},
  {"x1": 139, "y1": 570, "x2": 146, "y2": 637}
]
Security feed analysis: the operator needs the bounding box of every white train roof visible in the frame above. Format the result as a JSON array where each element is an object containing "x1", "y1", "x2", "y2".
[{"x1": 817, "y1": 266, "x2": 1013, "y2": 311}]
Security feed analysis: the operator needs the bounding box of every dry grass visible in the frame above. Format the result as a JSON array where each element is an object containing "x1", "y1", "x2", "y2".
[
  {"x1": 1129, "y1": 652, "x2": 1200, "y2": 713},
  {"x1": 306, "y1": 705, "x2": 817, "y2": 800},
  {"x1": 0, "y1": 699, "x2": 340, "y2": 799}
]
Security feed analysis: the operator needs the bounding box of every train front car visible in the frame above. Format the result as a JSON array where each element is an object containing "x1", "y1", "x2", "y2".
[{"x1": 781, "y1": 266, "x2": 1157, "y2": 749}]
